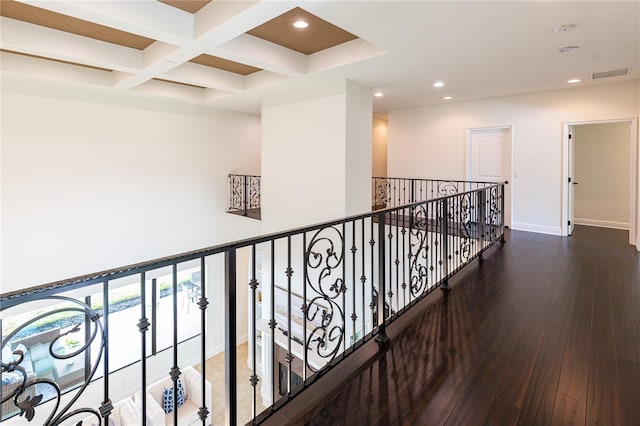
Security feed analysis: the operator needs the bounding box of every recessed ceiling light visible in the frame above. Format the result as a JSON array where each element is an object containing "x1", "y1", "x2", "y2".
[
  {"x1": 568, "y1": 79, "x2": 581, "y2": 84},
  {"x1": 374, "y1": 92, "x2": 384, "y2": 97},
  {"x1": 293, "y1": 20, "x2": 309, "y2": 29},
  {"x1": 433, "y1": 81, "x2": 444, "y2": 88},
  {"x1": 557, "y1": 46, "x2": 579, "y2": 54},
  {"x1": 553, "y1": 24, "x2": 576, "y2": 33},
  {"x1": 443, "y1": 96, "x2": 453, "y2": 100}
]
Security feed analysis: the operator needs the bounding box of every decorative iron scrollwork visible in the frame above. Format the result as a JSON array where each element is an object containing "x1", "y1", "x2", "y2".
[
  {"x1": 374, "y1": 178, "x2": 391, "y2": 209},
  {"x1": 304, "y1": 226, "x2": 345, "y2": 372},
  {"x1": 487, "y1": 186, "x2": 500, "y2": 240},
  {"x1": 229, "y1": 175, "x2": 244, "y2": 210},
  {"x1": 248, "y1": 176, "x2": 261, "y2": 209},
  {"x1": 447, "y1": 193, "x2": 473, "y2": 266},
  {"x1": 437, "y1": 181, "x2": 459, "y2": 197},
  {"x1": 1, "y1": 296, "x2": 105, "y2": 425},
  {"x1": 409, "y1": 204, "x2": 430, "y2": 297}
]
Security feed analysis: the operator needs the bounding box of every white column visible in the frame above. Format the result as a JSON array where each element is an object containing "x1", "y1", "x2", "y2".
[{"x1": 261, "y1": 79, "x2": 372, "y2": 233}]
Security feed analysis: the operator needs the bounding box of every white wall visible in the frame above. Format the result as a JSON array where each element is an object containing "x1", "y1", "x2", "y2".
[
  {"x1": 1, "y1": 75, "x2": 262, "y2": 293},
  {"x1": 388, "y1": 80, "x2": 640, "y2": 235},
  {"x1": 372, "y1": 117, "x2": 388, "y2": 177},
  {"x1": 261, "y1": 80, "x2": 372, "y2": 233},
  {"x1": 345, "y1": 81, "x2": 373, "y2": 215},
  {"x1": 574, "y1": 122, "x2": 631, "y2": 229},
  {"x1": 1, "y1": 75, "x2": 261, "y2": 424}
]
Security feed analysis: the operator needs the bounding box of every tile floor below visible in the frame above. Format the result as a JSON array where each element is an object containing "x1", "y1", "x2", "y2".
[{"x1": 196, "y1": 342, "x2": 267, "y2": 426}]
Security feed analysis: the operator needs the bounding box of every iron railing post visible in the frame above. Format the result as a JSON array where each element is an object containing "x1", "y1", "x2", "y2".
[
  {"x1": 478, "y1": 189, "x2": 486, "y2": 262},
  {"x1": 138, "y1": 273, "x2": 148, "y2": 425},
  {"x1": 171, "y1": 264, "x2": 179, "y2": 426},
  {"x1": 249, "y1": 246, "x2": 258, "y2": 420},
  {"x1": 441, "y1": 198, "x2": 451, "y2": 291},
  {"x1": 410, "y1": 179, "x2": 416, "y2": 203},
  {"x1": 198, "y1": 257, "x2": 210, "y2": 424},
  {"x1": 84, "y1": 295, "x2": 92, "y2": 383},
  {"x1": 501, "y1": 183, "x2": 506, "y2": 243},
  {"x1": 151, "y1": 278, "x2": 157, "y2": 355},
  {"x1": 243, "y1": 175, "x2": 248, "y2": 216},
  {"x1": 101, "y1": 281, "x2": 113, "y2": 424},
  {"x1": 375, "y1": 212, "x2": 390, "y2": 346},
  {"x1": 225, "y1": 249, "x2": 237, "y2": 426}
]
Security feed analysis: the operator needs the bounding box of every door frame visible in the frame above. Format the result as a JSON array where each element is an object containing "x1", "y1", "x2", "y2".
[
  {"x1": 465, "y1": 125, "x2": 513, "y2": 228},
  {"x1": 562, "y1": 118, "x2": 639, "y2": 249}
]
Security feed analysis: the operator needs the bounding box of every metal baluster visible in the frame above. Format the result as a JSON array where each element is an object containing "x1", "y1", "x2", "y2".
[
  {"x1": 199, "y1": 257, "x2": 209, "y2": 425},
  {"x1": 429, "y1": 200, "x2": 434, "y2": 291},
  {"x1": 101, "y1": 281, "x2": 113, "y2": 424},
  {"x1": 84, "y1": 295, "x2": 91, "y2": 390},
  {"x1": 408, "y1": 203, "x2": 414, "y2": 301},
  {"x1": 441, "y1": 198, "x2": 450, "y2": 291},
  {"x1": 225, "y1": 251, "x2": 237, "y2": 426},
  {"x1": 453, "y1": 195, "x2": 457, "y2": 272},
  {"x1": 243, "y1": 175, "x2": 248, "y2": 216},
  {"x1": 361, "y1": 219, "x2": 366, "y2": 340},
  {"x1": 342, "y1": 222, "x2": 347, "y2": 353},
  {"x1": 402, "y1": 179, "x2": 406, "y2": 205},
  {"x1": 138, "y1": 273, "x2": 148, "y2": 426},
  {"x1": 375, "y1": 212, "x2": 390, "y2": 346},
  {"x1": 479, "y1": 189, "x2": 486, "y2": 262},
  {"x1": 394, "y1": 180, "x2": 399, "y2": 208},
  {"x1": 351, "y1": 221, "x2": 357, "y2": 347},
  {"x1": 402, "y1": 207, "x2": 406, "y2": 310},
  {"x1": 370, "y1": 218, "x2": 375, "y2": 333},
  {"x1": 303, "y1": 233, "x2": 308, "y2": 382},
  {"x1": 250, "y1": 247, "x2": 258, "y2": 422},
  {"x1": 388, "y1": 212, "x2": 393, "y2": 318},
  {"x1": 410, "y1": 179, "x2": 415, "y2": 204},
  {"x1": 395, "y1": 207, "x2": 400, "y2": 313},
  {"x1": 269, "y1": 240, "x2": 276, "y2": 406},
  {"x1": 172, "y1": 264, "x2": 179, "y2": 426},
  {"x1": 501, "y1": 184, "x2": 506, "y2": 243},
  {"x1": 286, "y1": 237, "x2": 293, "y2": 395},
  {"x1": 151, "y1": 278, "x2": 157, "y2": 355}
]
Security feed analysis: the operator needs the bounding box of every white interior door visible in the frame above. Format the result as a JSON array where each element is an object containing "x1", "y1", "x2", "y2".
[
  {"x1": 568, "y1": 127, "x2": 576, "y2": 235},
  {"x1": 468, "y1": 128, "x2": 512, "y2": 227}
]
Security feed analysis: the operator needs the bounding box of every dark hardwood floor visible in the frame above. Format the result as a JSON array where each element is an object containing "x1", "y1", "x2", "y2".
[{"x1": 302, "y1": 226, "x2": 640, "y2": 426}]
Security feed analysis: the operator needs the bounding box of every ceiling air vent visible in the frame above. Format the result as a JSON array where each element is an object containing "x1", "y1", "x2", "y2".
[{"x1": 592, "y1": 68, "x2": 630, "y2": 79}]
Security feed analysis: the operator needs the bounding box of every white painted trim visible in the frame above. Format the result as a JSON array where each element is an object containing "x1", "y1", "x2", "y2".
[
  {"x1": 630, "y1": 118, "x2": 639, "y2": 247},
  {"x1": 465, "y1": 125, "x2": 513, "y2": 228},
  {"x1": 562, "y1": 118, "x2": 639, "y2": 249},
  {"x1": 574, "y1": 218, "x2": 629, "y2": 230},
  {"x1": 511, "y1": 222, "x2": 563, "y2": 236}
]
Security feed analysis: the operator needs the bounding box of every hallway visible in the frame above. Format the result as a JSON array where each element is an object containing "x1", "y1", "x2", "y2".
[{"x1": 305, "y1": 226, "x2": 640, "y2": 425}]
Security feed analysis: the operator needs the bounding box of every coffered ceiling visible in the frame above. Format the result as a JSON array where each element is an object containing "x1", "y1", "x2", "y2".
[
  {"x1": 246, "y1": 7, "x2": 358, "y2": 55},
  {"x1": 158, "y1": 1, "x2": 211, "y2": 14},
  {"x1": 1, "y1": 1, "x2": 638, "y2": 113}
]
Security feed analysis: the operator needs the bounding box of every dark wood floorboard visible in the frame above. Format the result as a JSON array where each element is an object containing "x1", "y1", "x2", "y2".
[
  {"x1": 551, "y1": 393, "x2": 586, "y2": 426},
  {"x1": 302, "y1": 226, "x2": 640, "y2": 426}
]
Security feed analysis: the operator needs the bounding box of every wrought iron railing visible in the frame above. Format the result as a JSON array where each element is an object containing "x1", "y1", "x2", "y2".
[
  {"x1": 229, "y1": 174, "x2": 261, "y2": 218},
  {"x1": 1, "y1": 183, "x2": 505, "y2": 425},
  {"x1": 372, "y1": 177, "x2": 496, "y2": 210}
]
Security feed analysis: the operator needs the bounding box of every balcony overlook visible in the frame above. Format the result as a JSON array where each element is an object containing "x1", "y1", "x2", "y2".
[{"x1": 2, "y1": 179, "x2": 639, "y2": 426}]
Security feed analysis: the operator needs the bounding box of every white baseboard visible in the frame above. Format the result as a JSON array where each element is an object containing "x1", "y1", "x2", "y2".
[
  {"x1": 574, "y1": 218, "x2": 629, "y2": 230},
  {"x1": 237, "y1": 333, "x2": 248, "y2": 344},
  {"x1": 511, "y1": 222, "x2": 563, "y2": 236},
  {"x1": 207, "y1": 333, "x2": 248, "y2": 359}
]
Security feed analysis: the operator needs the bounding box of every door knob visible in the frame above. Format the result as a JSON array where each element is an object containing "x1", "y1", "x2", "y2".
[{"x1": 573, "y1": 182, "x2": 579, "y2": 185}]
